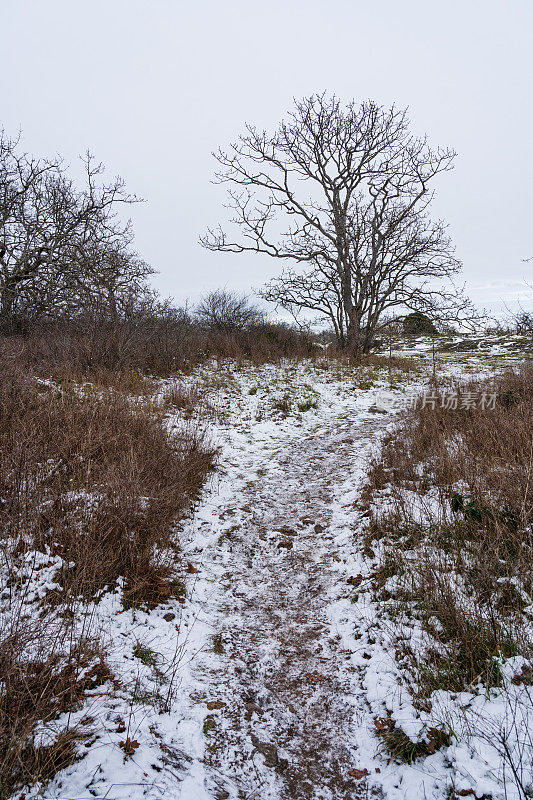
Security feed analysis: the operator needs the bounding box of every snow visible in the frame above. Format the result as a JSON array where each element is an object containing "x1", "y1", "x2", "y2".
[{"x1": 3, "y1": 357, "x2": 532, "y2": 799}]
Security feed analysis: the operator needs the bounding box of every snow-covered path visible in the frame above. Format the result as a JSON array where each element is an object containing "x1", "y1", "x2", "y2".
[{"x1": 178, "y1": 371, "x2": 388, "y2": 800}]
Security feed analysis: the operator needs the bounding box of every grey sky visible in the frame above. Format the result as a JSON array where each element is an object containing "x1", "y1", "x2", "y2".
[{"x1": 2, "y1": 0, "x2": 532, "y2": 315}]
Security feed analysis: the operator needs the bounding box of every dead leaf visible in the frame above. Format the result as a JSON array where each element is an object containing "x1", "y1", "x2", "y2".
[
  {"x1": 348, "y1": 768, "x2": 369, "y2": 779},
  {"x1": 187, "y1": 562, "x2": 199, "y2": 574},
  {"x1": 119, "y1": 737, "x2": 140, "y2": 756},
  {"x1": 276, "y1": 525, "x2": 296, "y2": 535},
  {"x1": 206, "y1": 700, "x2": 226, "y2": 710},
  {"x1": 347, "y1": 574, "x2": 363, "y2": 586}
]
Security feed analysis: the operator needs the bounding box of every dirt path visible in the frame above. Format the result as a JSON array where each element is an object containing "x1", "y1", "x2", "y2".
[{"x1": 186, "y1": 413, "x2": 386, "y2": 800}]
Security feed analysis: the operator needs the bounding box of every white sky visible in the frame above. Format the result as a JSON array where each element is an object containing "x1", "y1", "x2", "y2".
[{"x1": 2, "y1": 0, "x2": 532, "y2": 315}]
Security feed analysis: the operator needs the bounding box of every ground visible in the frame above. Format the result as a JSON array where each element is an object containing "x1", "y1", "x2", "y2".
[{"x1": 8, "y1": 349, "x2": 532, "y2": 800}]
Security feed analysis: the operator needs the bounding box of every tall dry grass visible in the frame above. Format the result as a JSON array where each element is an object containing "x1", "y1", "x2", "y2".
[
  {"x1": 0, "y1": 363, "x2": 215, "y2": 795},
  {"x1": 0, "y1": 317, "x2": 319, "y2": 384},
  {"x1": 365, "y1": 367, "x2": 533, "y2": 695}
]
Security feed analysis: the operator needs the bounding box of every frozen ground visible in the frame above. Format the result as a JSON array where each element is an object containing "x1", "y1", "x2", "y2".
[{"x1": 9, "y1": 356, "x2": 532, "y2": 800}]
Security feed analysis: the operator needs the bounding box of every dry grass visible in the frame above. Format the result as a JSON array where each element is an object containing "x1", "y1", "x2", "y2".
[
  {"x1": 374, "y1": 715, "x2": 450, "y2": 763},
  {"x1": 0, "y1": 606, "x2": 109, "y2": 797},
  {"x1": 361, "y1": 353, "x2": 419, "y2": 373},
  {"x1": 365, "y1": 366, "x2": 533, "y2": 695},
  {"x1": 0, "y1": 365, "x2": 215, "y2": 598},
  {"x1": 0, "y1": 362, "x2": 215, "y2": 795},
  {"x1": 0, "y1": 317, "x2": 319, "y2": 382}
]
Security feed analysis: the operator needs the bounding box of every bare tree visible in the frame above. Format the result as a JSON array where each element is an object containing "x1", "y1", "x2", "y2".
[
  {"x1": 500, "y1": 282, "x2": 533, "y2": 337},
  {"x1": 196, "y1": 288, "x2": 263, "y2": 332},
  {"x1": 0, "y1": 130, "x2": 144, "y2": 329},
  {"x1": 64, "y1": 245, "x2": 155, "y2": 321},
  {"x1": 201, "y1": 94, "x2": 475, "y2": 356},
  {"x1": 514, "y1": 311, "x2": 533, "y2": 335}
]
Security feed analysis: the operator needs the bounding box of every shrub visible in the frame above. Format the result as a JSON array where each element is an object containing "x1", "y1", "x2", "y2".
[
  {"x1": 402, "y1": 312, "x2": 438, "y2": 336},
  {"x1": 0, "y1": 366, "x2": 214, "y2": 598},
  {"x1": 0, "y1": 313, "x2": 319, "y2": 382}
]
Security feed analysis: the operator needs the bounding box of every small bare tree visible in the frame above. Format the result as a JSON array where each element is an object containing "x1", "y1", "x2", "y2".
[
  {"x1": 196, "y1": 288, "x2": 263, "y2": 332},
  {"x1": 201, "y1": 94, "x2": 475, "y2": 356},
  {"x1": 514, "y1": 311, "x2": 533, "y2": 335}
]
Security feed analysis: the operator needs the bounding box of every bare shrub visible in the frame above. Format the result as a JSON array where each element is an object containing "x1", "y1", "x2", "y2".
[
  {"x1": 0, "y1": 311, "x2": 318, "y2": 385},
  {"x1": 196, "y1": 289, "x2": 263, "y2": 332},
  {"x1": 0, "y1": 594, "x2": 107, "y2": 795}
]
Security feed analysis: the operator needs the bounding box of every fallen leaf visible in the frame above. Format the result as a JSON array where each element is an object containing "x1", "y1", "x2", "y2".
[
  {"x1": 276, "y1": 525, "x2": 296, "y2": 535},
  {"x1": 348, "y1": 768, "x2": 369, "y2": 779},
  {"x1": 119, "y1": 737, "x2": 140, "y2": 756},
  {"x1": 347, "y1": 574, "x2": 363, "y2": 586},
  {"x1": 206, "y1": 700, "x2": 226, "y2": 710},
  {"x1": 187, "y1": 562, "x2": 199, "y2": 574}
]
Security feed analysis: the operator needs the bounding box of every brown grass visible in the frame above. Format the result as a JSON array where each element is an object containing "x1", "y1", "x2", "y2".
[
  {"x1": 0, "y1": 362, "x2": 215, "y2": 794},
  {"x1": 365, "y1": 366, "x2": 533, "y2": 694},
  {"x1": 0, "y1": 317, "x2": 319, "y2": 383},
  {"x1": 361, "y1": 353, "x2": 419, "y2": 373},
  {"x1": 0, "y1": 365, "x2": 215, "y2": 598},
  {"x1": 0, "y1": 608, "x2": 108, "y2": 797}
]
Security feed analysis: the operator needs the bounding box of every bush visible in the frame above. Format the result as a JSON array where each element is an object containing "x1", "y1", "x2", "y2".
[
  {"x1": 0, "y1": 366, "x2": 215, "y2": 597},
  {"x1": 402, "y1": 312, "x2": 438, "y2": 336},
  {"x1": 195, "y1": 289, "x2": 263, "y2": 332},
  {"x1": 0, "y1": 312, "x2": 319, "y2": 383}
]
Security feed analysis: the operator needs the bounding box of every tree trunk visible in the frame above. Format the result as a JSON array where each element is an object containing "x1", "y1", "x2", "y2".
[
  {"x1": 346, "y1": 309, "x2": 362, "y2": 360},
  {"x1": 0, "y1": 283, "x2": 17, "y2": 332}
]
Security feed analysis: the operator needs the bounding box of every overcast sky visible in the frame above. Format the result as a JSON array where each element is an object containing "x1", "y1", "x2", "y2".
[{"x1": 2, "y1": 0, "x2": 532, "y2": 315}]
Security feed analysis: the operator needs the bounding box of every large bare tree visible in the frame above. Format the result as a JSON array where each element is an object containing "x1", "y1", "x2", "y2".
[
  {"x1": 201, "y1": 94, "x2": 474, "y2": 355},
  {"x1": 0, "y1": 131, "x2": 147, "y2": 329}
]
